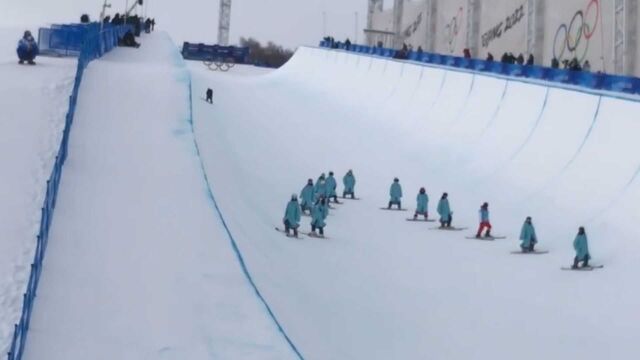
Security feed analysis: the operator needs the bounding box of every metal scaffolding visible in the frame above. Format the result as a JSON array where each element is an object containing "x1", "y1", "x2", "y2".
[{"x1": 218, "y1": 0, "x2": 232, "y2": 45}]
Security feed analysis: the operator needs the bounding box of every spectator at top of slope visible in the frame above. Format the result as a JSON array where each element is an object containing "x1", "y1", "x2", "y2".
[
  {"x1": 344, "y1": 38, "x2": 351, "y2": 50},
  {"x1": 463, "y1": 48, "x2": 471, "y2": 59},
  {"x1": 416, "y1": 46, "x2": 423, "y2": 56},
  {"x1": 486, "y1": 52, "x2": 494, "y2": 62},
  {"x1": 17, "y1": 30, "x2": 38, "y2": 65},
  {"x1": 144, "y1": 18, "x2": 152, "y2": 33},
  {"x1": 551, "y1": 57, "x2": 560, "y2": 69},
  {"x1": 151, "y1": 18, "x2": 156, "y2": 31},
  {"x1": 516, "y1": 53, "x2": 524, "y2": 65},
  {"x1": 80, "y1": 14, "x2": 90, "y2": 23},
  {"x1": 583, "y1": 60, "x2": 591, "y2": 72},
  {"x1": 526, "y1": 54, "x2": 534, "y2": 66}
]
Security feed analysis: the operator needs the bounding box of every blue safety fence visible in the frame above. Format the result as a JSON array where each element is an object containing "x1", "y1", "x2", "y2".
[
  {"x1": 7, "y1": 24, "x2": 131, "y2": 360},
  {"x1": 181, "y1": 42, "x2": 250, "y2": 64},
  {"x1": 38, "y1": 22, "x2": 133, "y2": 57},
  {"x1": 320, "y1": 41, "x2": 640, "y2": 95}
]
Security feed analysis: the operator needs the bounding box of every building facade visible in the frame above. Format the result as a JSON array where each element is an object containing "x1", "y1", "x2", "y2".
[{"x1": 366, "y1": 0, "x2": 639, "y2": 76}]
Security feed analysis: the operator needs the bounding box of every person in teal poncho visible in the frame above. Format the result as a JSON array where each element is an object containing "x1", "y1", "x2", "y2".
[
  {"x1": 283, "y1": 194, "x2": 301, "y2": 237},
  {"x1": 519, "y1": 216, "x2": 537, "y2": 252},
  {"x1": 572, "y1": 226, "x2": 591, "y2": 268},
  {"x1": 343, "y1": 170, "x2": 356, "y2": 199},
  {"x1": 413, "y1": 187, "x2": 429, "y2": 220},
  {"x1": 388, "y1": 178, "x2": 403, "y2": 209}
]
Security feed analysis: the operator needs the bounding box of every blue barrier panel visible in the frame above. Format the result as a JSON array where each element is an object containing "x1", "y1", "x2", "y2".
[
  {"x1": 318, "y1": 40, "x2": 640, "y2": 95},
  {"x1": 7, "y1": 24, "x2": 130, "y2": 360}
]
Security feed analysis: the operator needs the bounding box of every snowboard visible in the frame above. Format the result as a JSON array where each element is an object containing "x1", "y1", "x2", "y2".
[
  {"x1": 465, "y1": 235, "x2": 507, "y2": 241},
  {"x1": 406, "y1": 218, "x2": 437, "y2": 222},
  {"x1": 380, "y1": 207, "x2": 408, "y2": 211},
  {"x1": 561, "y1": 265, "x2": 604, "y2": 271},
  {"x1": 510, "y1": 250, "x2": 549, "y2": 255},
  {"x1": 429, "y1": 226, "x2": 468, "y2": 231},
  {"x1": 274, "y1": 227, "x2": 303, "y2": 239},
  {"x1": 307, "y1": 232, "x2": 329, "y2": 239},
  {"x1": 341, "y1": 196, "x2": 360, "y2": 200}
]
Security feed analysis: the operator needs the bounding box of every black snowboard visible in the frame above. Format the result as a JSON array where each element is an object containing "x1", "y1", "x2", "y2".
[
  {"x1": 274, "y1": 227, "x2": 303, "y2": 239},
  {"x1": 465, "y1": 235, "x2": 507, "y2": 241},
  {"x1": 307, "y1": 232, "x2": 329, "y2": 239},
  {"x1": 510, "y1": 250, "x2": 549, "y2": 255},
  {"x1": 561, "y1": 265, "x2": 604, "y2": 271},
  {"x1": 429, "y1": 226, "x2": 468, "y2": 231},
  {"x1": 406, "y1": 218, "x2": 436, "y2": 222},
  {"x1": 380, "y1": 207, "x2": 408, "y2": 211}
]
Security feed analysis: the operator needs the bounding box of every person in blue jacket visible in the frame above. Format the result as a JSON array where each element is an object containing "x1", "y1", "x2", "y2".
[
  {"x1": 343, "y1": 169, "x2": 356, "y2": 199},
  {"x1": 388, "y1": 178, "x2": 403, "y2": 209},
  {"x1": 314, "y1": 173, "x2": 327, "y2": 201},
  {"x1": 475, "y1": 202, "x2": 492, "y2": 238},
  {"x1": 17, "y1": 30, "x2": 39, "y2": 65},
  {"x1": 325, "y1": 171, "x2": 338, "y2": 203},
  {"x1": 519, "y1": 216, "x2": 537, "y2": 252},
  {"x1": 283, "y1": 194, "x2": 301, "y2": 237},
  {"x1": 572, "y1": 226, "x2": 591, "y2": 268},
  {"x1": 311, "y1": 197, "x2": 328, "y2": 236},
  {"x1": 437, "y1": 193, "x2": 452, "y2": 228},
  {"x1": 300, "y1": 179, "x2": 315, "y2": 214},
  {"x1": 413, "y1": 187, "x2": 429, "y2": 220}
]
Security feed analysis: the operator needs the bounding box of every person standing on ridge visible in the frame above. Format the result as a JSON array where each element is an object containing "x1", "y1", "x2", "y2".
[
  {"x1": 343, "y1": 169, "x2": 356, "y2": 199},
  {"x1": 388, "y1": 178, "x2": 403, "y2": 209},
  {"x1": 325, "y1": 171, "x2": 339, "y2": 203},
  {"x1": 283, "y1": 194, "x2": 301, "y2": 237},
  {"x1": 311, "y1": 197, "x2": 328, "y2": 237},
  {"x1": 413, "y1": 187, "x2": 429, "y2": 220},
  {"x1": 17, "y1": 30, "x2": 38, "y2": 65},
  {"x1": 519, "y1": 216, "x2": 537, "y2": 252},
  {"x1": 437, "y1": 193, "x2": 452, "y2": 228},
  {"x1": 475, "y1": 202, "x2": 492, "y2": 238},
  {"x1": 572, "y1": 227, "x2": 591, "y2": 269},
  {"x1": 300, "y1": 179, "x2": 314, "y2": 214}
]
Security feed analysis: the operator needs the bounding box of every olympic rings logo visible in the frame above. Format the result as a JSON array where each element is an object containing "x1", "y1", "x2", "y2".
[
  {"x1": 552, "y1": 0, "x2": 599, "y2": 62},
  {"x1": 203, "y1": 59, "x2": 236, "y2": 72},
  {"x1": 444, "y1": 7, "x2": 464, "y2": 53}
]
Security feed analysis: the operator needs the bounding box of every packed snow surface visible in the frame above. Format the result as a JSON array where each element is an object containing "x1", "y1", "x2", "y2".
[
  {"x1": 191, "y1": 48, "x2": 640, "y2": 359},
  {"x1": 22, "y1": 33, "x2": 296, "y2": 360},
  {"x1": 0, "y1": 28, "x2": 75, "y2": 352}
]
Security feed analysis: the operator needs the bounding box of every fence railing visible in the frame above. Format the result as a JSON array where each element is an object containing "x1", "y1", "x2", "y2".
[
  {"x1": 319, "y1": 41, "x2": 640, "y2": 95},
  {"x1": 38, "y1": 23, "x2": 132, "y2": 57},
  {"x1": 6, "y1": 24, "x2": 130, "y2": 360}
]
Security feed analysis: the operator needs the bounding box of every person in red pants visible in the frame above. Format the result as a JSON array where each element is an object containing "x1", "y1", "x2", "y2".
[{"x1": 475, "y1": 202, "x2": 492, "y2": 238}]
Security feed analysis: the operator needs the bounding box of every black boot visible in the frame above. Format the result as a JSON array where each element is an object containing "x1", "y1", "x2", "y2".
[
  {"x1": 388, "y1": 202, "x2": 392, "y2": 209},
  {"x1": 413, "y1": 213, "x2": 418, "y2": 220},
  {"x1": 572, "y1": 257, "x2": 579, "y2": 269}
]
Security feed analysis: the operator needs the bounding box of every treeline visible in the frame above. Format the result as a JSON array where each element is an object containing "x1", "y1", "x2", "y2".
[{"x1": 239, "y1": 37, "x2": 294, "y2": 68}]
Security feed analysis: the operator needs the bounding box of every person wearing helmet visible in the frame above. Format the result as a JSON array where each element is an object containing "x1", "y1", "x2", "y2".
[
  {"x1": 311, "y1": 197, "x2": 328, "y2": 236},
  {"x1": 283, "y1": 194, "x2": 301, "y2": 237},
  {"x1": 413, "y1": 187, "x2": 429, "y2": 220},
  {"x1": 343, "y1": 169, "x2": 356, "y2": 199},
  {"x1": 300, "y1": 179, "x2": 315, "y2": 214},
  {"x1": 437, "y1": 193, "x2": 452, "y2": 228},
  {"x1": 17, "y1": 30, "x2": 39, "y2": 65},
  {"x1": 475, "y1": 202, "x2": 492, "y2": 238},
  {"x1": 519, "y1": 217, "x2": 537, "y2": 252},
  {"x1": 314, "y1": 173, "x2": 327, "y2": 201},
  {"x1": 388, "y1": 178, "x2": 403, "y2": 209},
  {"x1": 325, "y1": 171, "x2": 338, "y2": 203},
  {"x1": 572, "y1": 227, "x2": 590, "y2": 269}
]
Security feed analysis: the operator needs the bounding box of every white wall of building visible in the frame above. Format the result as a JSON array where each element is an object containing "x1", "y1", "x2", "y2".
[{"x1": 369, "y1": 0, "x2": 638, "y2": 76}]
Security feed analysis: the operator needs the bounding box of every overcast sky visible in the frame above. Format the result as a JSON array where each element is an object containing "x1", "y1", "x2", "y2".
[{"x1": 0, "y1": 0, "x2": 371, "y2": 49}]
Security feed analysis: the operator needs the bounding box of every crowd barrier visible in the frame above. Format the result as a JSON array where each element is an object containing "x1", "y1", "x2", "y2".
[
  {"x1": 38, "y1": 23, "x2": 133, "y2": 57},
  {"x1": 320, "y1": 41, "x2": 640, "y2": 95},
  {"x1": 7, "y1": 24, "x2": 130, "y2": 360},
  {"x1": 181, "y1": 42, "x2": 250, "y2": 64}
]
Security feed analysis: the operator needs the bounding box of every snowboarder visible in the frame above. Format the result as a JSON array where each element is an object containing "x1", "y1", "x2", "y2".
[
  {"x1": 300, "y1": 179, "x2": 314, "y2": 214},
  {"x1": 437, "y1": 193, "x2": 452, "y2": 228},
  {"x1": 413, "y1": 187, "x2": 429, "y2": 220},
  {"x1": 314, "y1": 174, "x2": 327, "y2": 201},
  {"x1": 388, "y1": 178, "x2": 402, "y2": 209},
  {"x1": 343, "y1": 169, "x2": 356, "y2": 198},
  {"x1": 311, "y1": 197, "x2": 328, "y2": 236},
  {"x1": 206, "y1": 88, "x2": 213, "y2": 103},
  {"x1": 17, "y1": 30, "x2": 38, "y2": 65},
  {"x1": 475, "y1": 202, "x2": 492, "y2": 238},
  {"x1": 519, "y1": 216, "x2": 537, "y2": 252},
  {"x1": 572, "y1": 227, "x2": 591, "y2": 269},
  {"x1": 325, "y1": 171, "x2": 338, "y2": 203},
  {"x1": 283, "y1": 194, "x2": 301, "y2": 237}
]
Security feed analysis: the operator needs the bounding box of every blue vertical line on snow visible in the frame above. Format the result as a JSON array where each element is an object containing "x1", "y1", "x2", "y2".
[
  {"x1": 184, "y1": 73, "x2": 305, "y2": 360},
  {"x1": 480, "y1": 80, "x2": 509, "y2": 135},
  {"x1": 561, "y1": 96, "x2": 602, "y2": 171},
  {"x1": 507, "y1": 87, "x2": 550, "y2": 162},
  {"x1": 448, "y1": 74, "x2": 476, "y2": 127},
  {"x1": 429, "y1": 70, "x2": 449, "y2": 108}
]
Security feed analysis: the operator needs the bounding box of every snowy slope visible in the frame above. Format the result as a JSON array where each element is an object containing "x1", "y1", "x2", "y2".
[
  {"x1": 22, "y1": 33, "x2": 296, "y2": 360},
  {"x1": 0, "y1": 28, "x2": 76, "y2": 352},
  {"x1": 192, "y1": 48, "x2": 640, "y2": 359}
]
